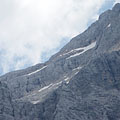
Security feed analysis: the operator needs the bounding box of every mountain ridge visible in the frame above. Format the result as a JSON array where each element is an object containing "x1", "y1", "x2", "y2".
[{"x1": 0, "y1": 3, "x2": 120, "y2": 120}]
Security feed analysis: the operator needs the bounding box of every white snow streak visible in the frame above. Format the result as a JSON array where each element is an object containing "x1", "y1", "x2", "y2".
[
  {"x1": 32, "y1": 81, "x2": 62, "y2": 104},
  {"x1": 27, "y1": 66, "x2": 47, "y2": 76},
  {"x1": 64, "y1": 77, "x2": 70, "y2": 84},
  {"x1": 72, "y1": 66, "x2": 82, "y2": 71},
  {"x1": 32, "y1": 100, "x2": 40, "y2": 104},
  {"x1": 107, "y1": 23, "x2": 111, "y2": 28},
  {"x1": 38, "y1": 84, "x2": 53, "y2": 92},
  {"x1": 67, "y1": 41, "x2": 96, "y2": 59},
  {"x1": 66, "y1": 81, "x2": 70, "y2": 84},
  {"x1": 38, "y1": 81, "x2": 62, "y2": 93},
  {"x1": 74, "y1": 71, "x2": 79, "y2": 75},
  {"x1": 64, "y1": 77, "x2": 69, "y2": 81}
]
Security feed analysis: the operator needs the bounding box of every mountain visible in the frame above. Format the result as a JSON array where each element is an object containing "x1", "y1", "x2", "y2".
[{"x1": 0, "y1": 3, "x2": 120, "y2": 120}]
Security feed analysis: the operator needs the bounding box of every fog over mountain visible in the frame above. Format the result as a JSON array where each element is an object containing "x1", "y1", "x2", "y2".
[{"x1": 0, "y1": 3, "x2": 120, "y2": 120}]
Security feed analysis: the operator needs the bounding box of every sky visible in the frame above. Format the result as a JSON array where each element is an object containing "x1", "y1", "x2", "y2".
[{"x1": 0, "y1": 0, "x2": 119, "y2": 75}]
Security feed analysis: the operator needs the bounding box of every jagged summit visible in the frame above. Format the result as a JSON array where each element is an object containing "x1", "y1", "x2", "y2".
[
  {"x1": 0, "y1": 3, "x2": 120, "y2": 120},
  {"x1": 113, "y1": 3, "x2": 120, "y2": 12}
]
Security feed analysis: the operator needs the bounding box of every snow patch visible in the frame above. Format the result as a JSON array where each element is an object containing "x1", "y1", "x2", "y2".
[
  {"x1": 67, "y1": 41, "x2": 96, "y2": 59},
  {"x1": 63, "y1": 66, "x2": 82, "y2": 84},
  {"x1": 54, "y1": 81, "x2": 62, "y2": 86},
  {"x1": 31, "y1": 81, "x2": 63, "y2": 104},
  {"x1": 66, "y1": 81, "x2": 70, "y2": 84},
  {"x1": 32, "y1": 100, "x2": 40, "y2": 104},
  {"x1": 27, "y1": 66, "x2": 47, "y2": 76},
  {"x1": 64, "y1": 77, "x2": 69, "y2": 84},
  {"x1": 38, "y1": 84, "x2": 53, "y2": 92},
  {"x1": 64, "y1": 77, "x2": 69, "y2": 81},
  {"x1": 107, "y1": 24, "x2": 111, "y2": 28},
  {"x1": 74, "y1": 71, "x2": 79, "y2": 75},
  {"x1": 62, "y1": 49, "x2": 76, "y2": 56},
  {"x1": 72, "y1": 66, "x2": 82, "y2": 71},
  {"x1": 38, "y1": 81, "x2": 62, "y2": 93}
]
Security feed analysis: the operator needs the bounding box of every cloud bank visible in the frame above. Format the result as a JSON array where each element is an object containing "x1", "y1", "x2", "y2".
[
  {"x1": 115, "y1": 0, "x2": 120, "y2": 3},
  {"x1": 0, "y1": 0, "x2": 112, "y2": 74}
]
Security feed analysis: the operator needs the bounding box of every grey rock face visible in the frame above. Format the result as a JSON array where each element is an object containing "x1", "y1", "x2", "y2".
[
  {"x1": 0, "y1": 3, "x2": 120, "y2": 120},
  {"x1": 0, "y1": 82, "x2": 14, "y2": 120},
  {"x1": 55, "y1": 51, "x2": 120, "y2": 120}
]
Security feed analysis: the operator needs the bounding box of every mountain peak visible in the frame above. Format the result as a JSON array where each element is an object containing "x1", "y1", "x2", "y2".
[{"x1": 112, "y1": 3, "x2": 120, "y2": 12}]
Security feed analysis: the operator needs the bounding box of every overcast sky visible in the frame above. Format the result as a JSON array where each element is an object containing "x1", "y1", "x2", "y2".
[{"x1": 0, "y1": 0, "x2": 119, "y2": 75}]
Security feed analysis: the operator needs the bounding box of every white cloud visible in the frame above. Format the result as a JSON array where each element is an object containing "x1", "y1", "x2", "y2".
[
  {"x1": 114, "y1": 0, "x2": 120, "y2": 3},
  {"x1": 0, "y1": 0, "x2": 108, "y2": 74}
]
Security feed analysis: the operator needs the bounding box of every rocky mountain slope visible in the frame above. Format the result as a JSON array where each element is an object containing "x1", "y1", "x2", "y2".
[{"x1": 0, "y1": 3, "x2": 120, "y2": 120}]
